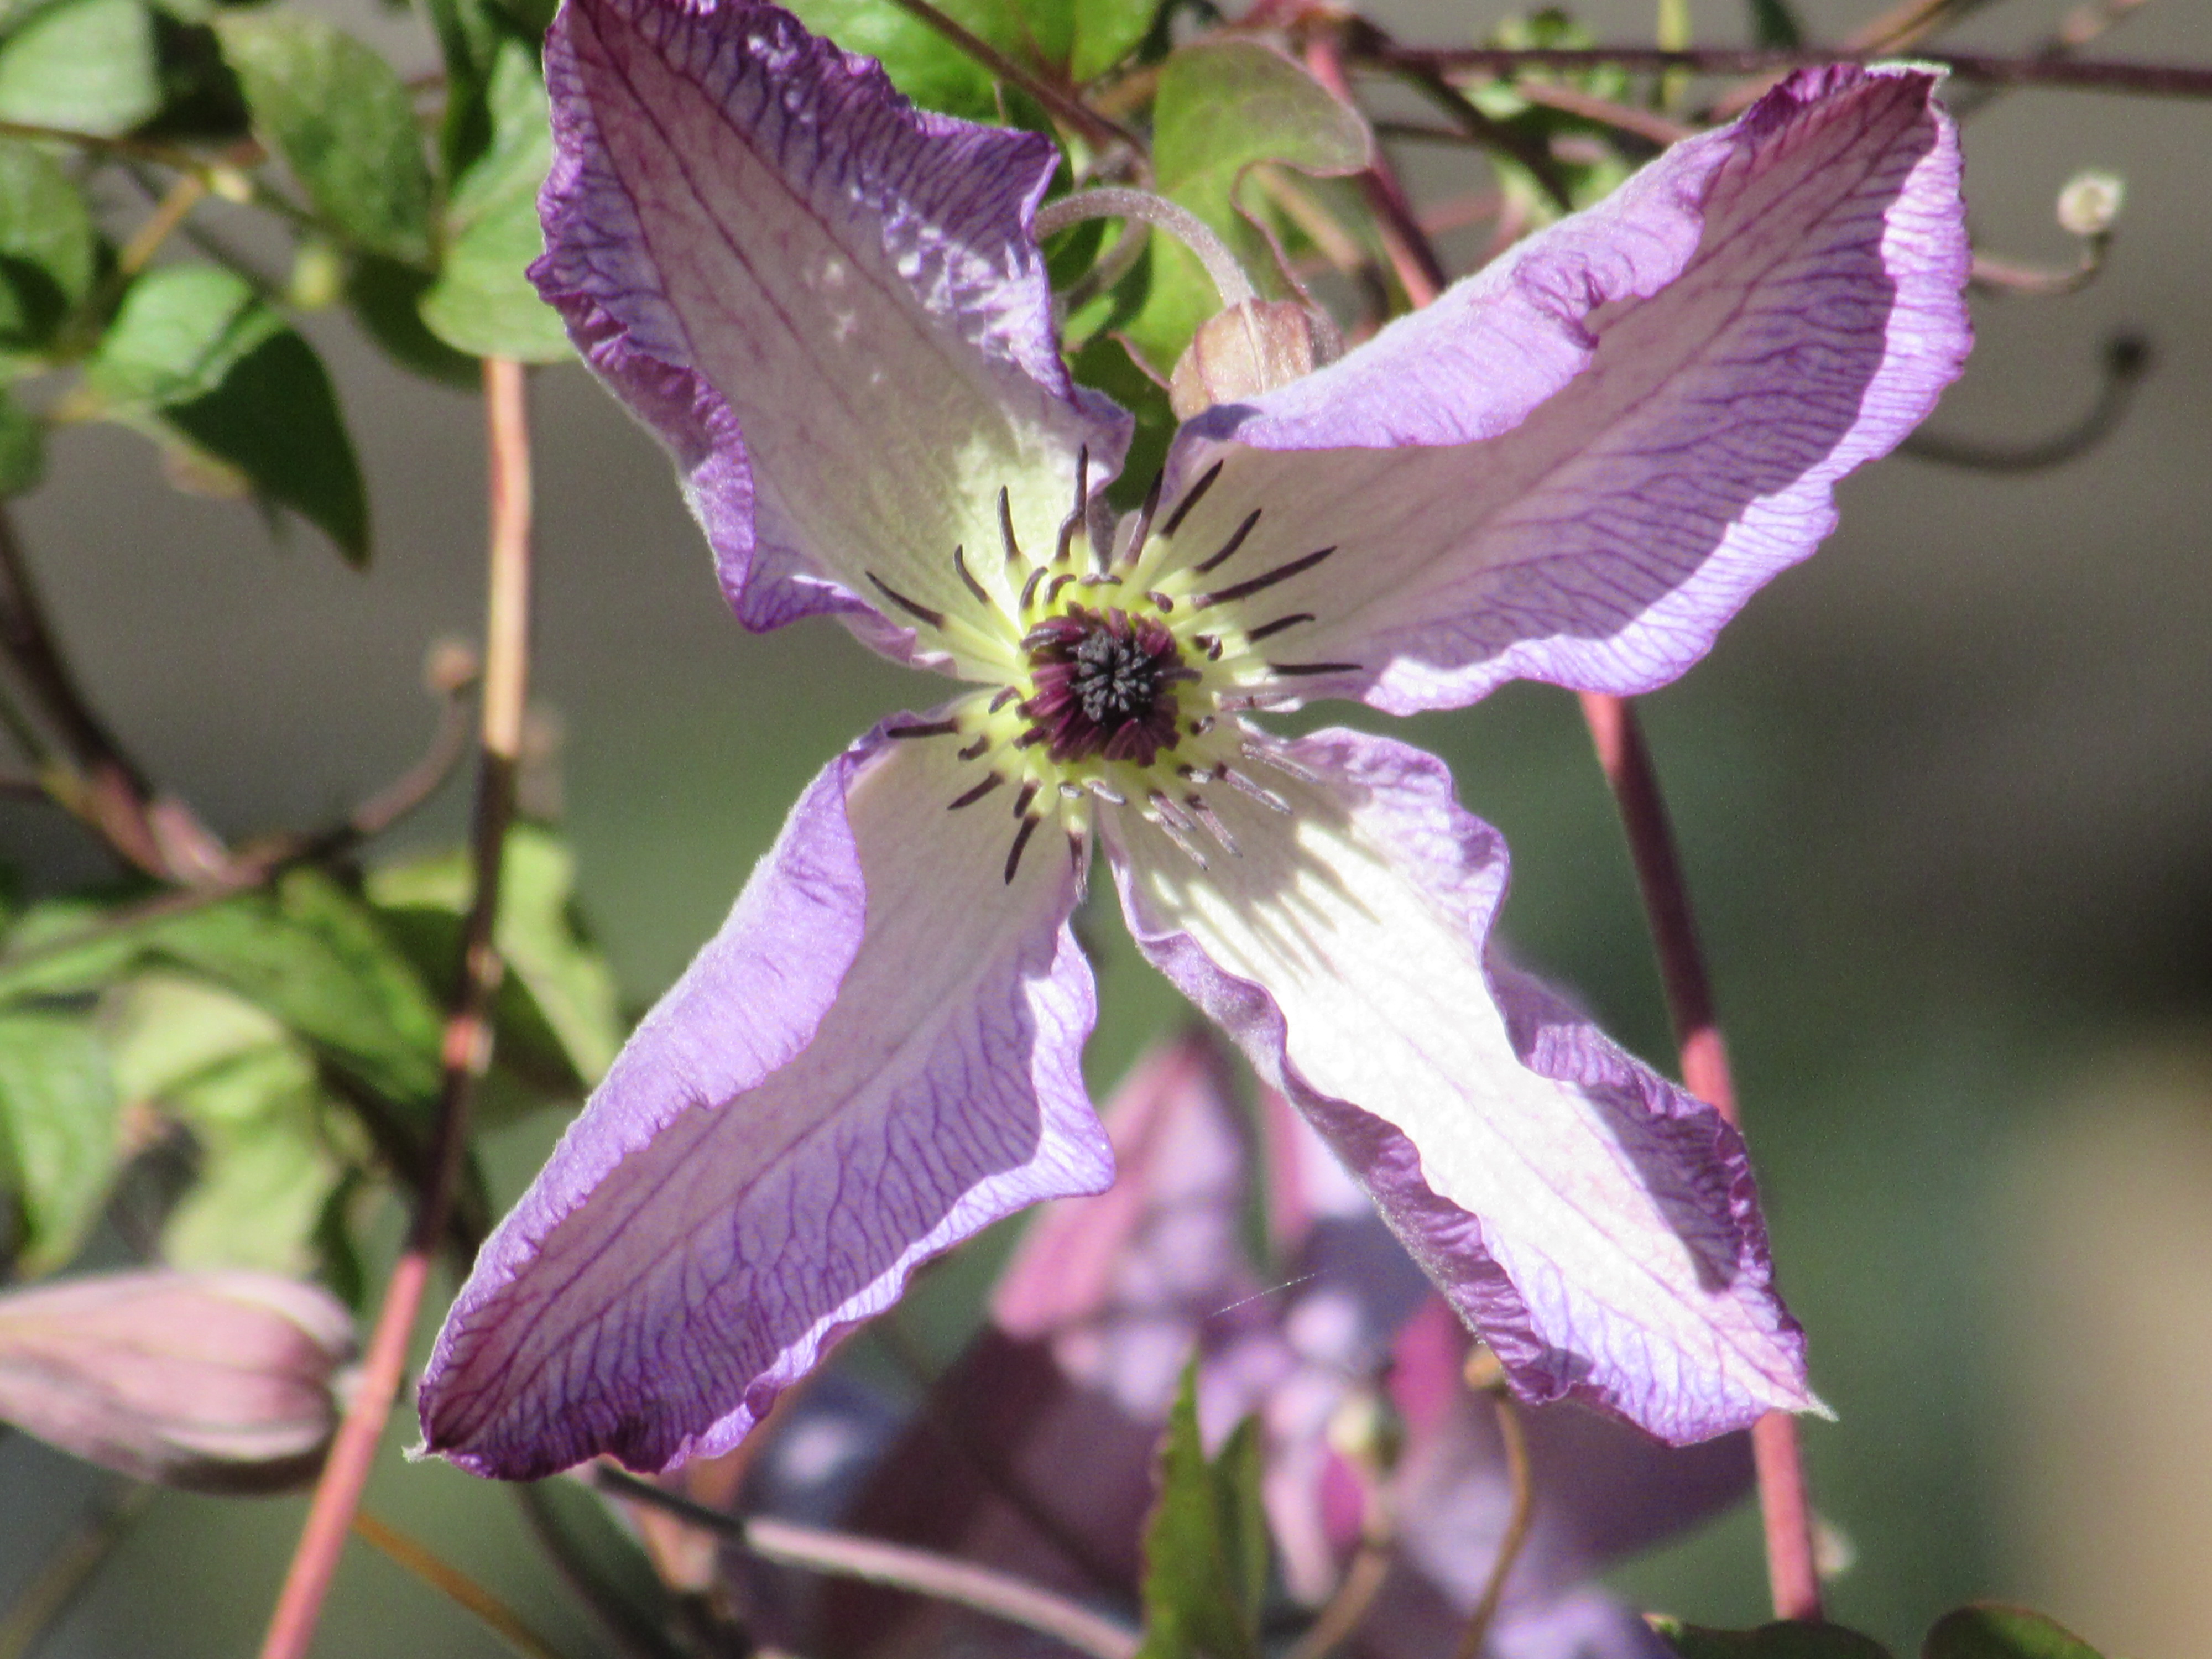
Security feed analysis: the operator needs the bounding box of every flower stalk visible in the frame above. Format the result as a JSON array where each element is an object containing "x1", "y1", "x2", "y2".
[
  {"x1": 1577, "y1": 688, "x2": 1823, "y2": 1623},
  {"x1": 257, "y1": 357, "x2": 536, "y2": 1659}
]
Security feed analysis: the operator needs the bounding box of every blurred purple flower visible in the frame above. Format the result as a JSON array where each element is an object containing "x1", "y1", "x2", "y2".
[
  {"x1": 418, "y1": 0, "x2": 1970, "y2": 1478},
  {"x1": 0, "y1": 1268, "x2": 355, "y2": 1494},
  {"x1": 738, "y1": 1033, "x2": 1752, "y2": 1659}
]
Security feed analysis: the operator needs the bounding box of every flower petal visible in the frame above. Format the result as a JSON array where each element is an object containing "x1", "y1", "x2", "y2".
[
  {"x1": 1104, "y1": 728, "x2": 1811, "y2": 1443},
  {"x1": 419, "y1": 724, "x2": 1110, "y2": 1479},
  {"x1": 539, "y1": 0, "x2": 1129, "y2": 656},
  {"x1": 1161, "y1": 65, "x2": 1968, "y2": 713}
]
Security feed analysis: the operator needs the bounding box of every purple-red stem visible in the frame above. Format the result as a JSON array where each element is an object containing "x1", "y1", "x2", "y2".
[
  {"x1": 257, "y1": 357, "x2": 535, "y2": 1659},
  {"x1": 1302, "y1": 32, "x2": 1448, "y2": 306},
  {"x1": 1578, "y1": 690, "x2": 1823, "y2": 1623}
]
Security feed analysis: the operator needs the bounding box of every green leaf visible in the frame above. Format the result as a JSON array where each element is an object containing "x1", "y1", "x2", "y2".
[
  {"x1": 147, "y1": 870, "x2": 444, "y2": 1121},
  {"x1": 1923, "y1": 1607, "x2": 2104, "y2": 1659},
  {"x1": 159, "y1": 1042, "x2": 343, "y2": 1273},
  {"x1": 1747, "y1": 0, "x2": 1804, "y2": 49},
  {"x1": 0, "y1": 138, "x2": 95, "y2": 351},
  {"x1": 1153, "y1": 39, "x2": 1370, "y2": 237},
  {"x1": 106, "y1": 971, "x2": 284, "y2": 1106},
  {"x1": 1652, "y1": 1620, "x2": 1897, "y2": 1659},
  {"x1": 1135, "y1": 1357, "x2": 1268, "y2": 1659},
  {"x1": 1067, "y1": 0, "x2": 1156, "y2": 81},
  {"x1": 346, "y1": 254, "x2": 481, "y2": 388},
  {"x1": 419, "y1": 39, "x2": 570, "y2": 363},
  {"x1": 0, "y1": 898, "x2": 148, "y2": 1003},
  {"x1": 213, "y1": 12, "x2": 433, "y2": 265},
  {"x1": 368, "y1": 825, "x2": 623, "y2": 1093},
  {"x1": 0, "y1": 1010, "x2": 118, "y2": 1273},
  {"x1": 0, "y1": 0, "x2": 160, "y2": 137},
  {"x1": 0, "y1": 387, "x2": 41, "y2": 494},
  {"x1": 85, "y1": 264, "x2": 369, "y2": 561},
  {"x1": 1117, "y1": 39, "x2": 1369, "y2": 374},
  {"x1": 781, "y1": 0, "x2": 995, "y2": 118}
]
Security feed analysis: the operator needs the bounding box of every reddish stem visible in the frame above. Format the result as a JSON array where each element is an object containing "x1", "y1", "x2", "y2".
[
  {"x1": 257, "y1": 358, "x2": 536, "y2": 1659},
  {"x1": 1577, "y1": 690, "x2": 1822, "y2": 1623},
  {"x1": 1301, "y1": 31, "x2": 1448, "y2": 306}
]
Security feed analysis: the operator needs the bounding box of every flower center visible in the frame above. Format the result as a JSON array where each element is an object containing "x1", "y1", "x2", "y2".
[
  {"x1": 875, "y1": 452, "x2": 1360, "y2": 883},
  {"x1": 1020, "y1": 606, "x2": 1196, "y2": 766}
]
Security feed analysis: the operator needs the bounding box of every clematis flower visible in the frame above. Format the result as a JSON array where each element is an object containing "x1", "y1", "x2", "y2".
[{"x1": 418, "y1": 0, "x2": 1970, "y2": 1479}]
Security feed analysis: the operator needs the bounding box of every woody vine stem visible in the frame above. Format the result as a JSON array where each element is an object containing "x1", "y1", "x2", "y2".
[{"x1": 257, "y1": 357, "x2": 536, "y2": 1659}]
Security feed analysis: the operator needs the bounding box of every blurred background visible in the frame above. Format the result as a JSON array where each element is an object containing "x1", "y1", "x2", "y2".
[{"x1": 0, "y1": 0, "x2": 2206, "y2": 1653}]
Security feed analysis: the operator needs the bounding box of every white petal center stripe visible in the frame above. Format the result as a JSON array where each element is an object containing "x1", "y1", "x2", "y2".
[
  {"x1": 1108, "y1": 733, "x2": 1812, "y2": 1431},
  {"x1": 421, "y1": 734, "x2": 1108, "y2": 1477}
]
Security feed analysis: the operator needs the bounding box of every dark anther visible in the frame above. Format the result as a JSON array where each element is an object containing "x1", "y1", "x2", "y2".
[
  {"x1": 1265, "y1": 659, "x2": 1361, "y2": 677},
  {"x1": 868, "y1": 572, "x2": 947, "y2": 630},
  {"x1": 989, "y1": 686, "x2": 1020, "y2": 713},
  {"x1": 1160, "y1": 461, "x2": 1224, "y2": 540},
  {"x1": 997, "y1": 488, "x2": 1025, "y2": 566},
  {"x1": 957, "y1": 734, "x2": 992, "y2": 761},
  {"x1": 1116, "y1": 471, "x2": 1167, "y2": 573},
  {"x1": 1047, "y1": 573, "x2": 1077, "y2": 604},
  {"x1": 1194, "y1": 545, "x2": 1335, "y2": 609},
  {"x1": 1019, "y1": 566, "x2": 1048, "y2": 611},
  {"x1": 1193, "y1": 508, "x2": 1263, "y2": 574},
  {"x1": 1004, "y1": 814, "x2": 1042, "y2": 883},
  {"x1": 953, "y1": 546, "x2": 996, "y2": 611},
  {"x1": 1146, "y1": 590, "x2": 1175, "y2": 612},
  {"x1": 1244, "y1": 612, "x2": 1314, "y2": 644},
  {"x1": 1011, "y1": 779, "x2": 1040, "y2": 820},
  {"x1": 948, "y1": 774, "x2": 1005, "y2": 810},
  {"x1": 1019, "y1": 604, "x2": 1194, "y2": 767},
  {"x1": 887, "y1": 718, "x2": 960, "y2": 739}
]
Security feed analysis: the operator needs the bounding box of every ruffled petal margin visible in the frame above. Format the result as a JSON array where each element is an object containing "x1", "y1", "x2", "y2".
[
  {"x1": 538, "y1": 0, "x2": 1130, "y2": 658},
  {"x1": 418, "y1": 726, "x2": 1109, "y2": 1479},
  {"x1": 1105, "y1": 728, "x2": 1813, "y2": 1444},
  {"x1": 1161, "y1": 65, "x2": 1969, "y2": 714}
]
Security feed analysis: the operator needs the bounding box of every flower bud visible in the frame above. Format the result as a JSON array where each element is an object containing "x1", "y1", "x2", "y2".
[
  {"x1": 0, "y1": 1269, "x2": 355, "y2": 1494},
  {"x1": 1169, "y1": 299, "x2": 1340, "y2": 420},
  {"x1": 2056, "y1": 169, "x2": 2125, "y2": 239}
]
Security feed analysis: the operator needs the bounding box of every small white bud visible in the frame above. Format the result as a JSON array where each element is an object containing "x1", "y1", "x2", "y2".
[{"x1": 2056, "y1": 170, "x2": 2125, "y2": 239}]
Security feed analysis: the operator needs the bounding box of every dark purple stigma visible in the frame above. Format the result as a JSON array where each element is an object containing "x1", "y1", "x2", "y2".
[{"x1": 1020, "y1": 606, "x2": 1196, "y2": 767}]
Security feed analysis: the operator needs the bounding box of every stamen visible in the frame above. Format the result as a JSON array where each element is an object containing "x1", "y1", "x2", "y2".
[
  {"x1": 1186, "y1": 793, "x2": 1237, "y2": 854},
  {"x1": 1115, "y1": 470, "x2": 1166, "y2": 573},
  {"x1": 1243, "y1": 612, "x2": 1314, "y2": 644},
  {"x1": 1194, "y1": 545, "x2": 1336, "y2": 609},
  {"x1": 948, "y1": 774, "x2": 1005, "y2": 810},
  {"x1": 1193, "y1": 508, "x2": 1263, "y2": 574},
  {"x1": 1187, "y1": 716, "x2": 1215, "y2": 737},
  {"x1": 1241, "y1": 741, "x2": 1322, "y2": 784},
  {"x1": 1066, "y1": 825, "x2": 1088, "y2": 872},
  {"x1": 1004, "y1": 814, "x2": 1041, "y2": 884},
  {"x1": 886, "y1": 718, "x2": 959, "y2": 739},
  {"x1": 1054, "y1": 445, "x2": 1090, "y2": 566},
  {"x1": 1176, "y1": 764, "x2": 1216, "y2": 782},
  {"x1": 1047, "y1": 573, "x2": 1077, "y2": 604},
  {"x1": 1220, "y1": 764, "x2": 1292, "y2": 814},
  {"x1": 1019, "y1": 566, "x2": 1048, "y2": 612},
  {"x1": 1011, "y1": 779, "x2": 1040, "y2": 820},
  {"x1": 1147, "y1": 793, "x2": 1210, "y2": 867},
  {"x1": 1265, "y1": 659, "x2": 1361, "y2": 677},
  {"x1": 868, "y1": 572, "x2": 948, "y2": 631},
  {"x1": 1160, "y1": 460, "x2": 1224, "y2": 539},
  {"x1": 988, "y1": 686, "x2": 1021, "y2": 713},
  {"x1": 1146, "y1": 591, "x2": 1175, "y2": 612},
  {"x1": 957, "y1": 734, "x2": 992, "y2": 761},
  {"x1": 953, "y1": 545, "x2": 997, "y2": 612},
  {"x1": 997, "y1": 488, "x2": 1025, "y2": 566},
  {"x1": 1088, "y1": 779, "x2": 1127, "y2": 805}
]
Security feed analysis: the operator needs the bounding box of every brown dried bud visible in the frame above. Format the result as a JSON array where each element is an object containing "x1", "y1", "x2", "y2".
[
  {"x1": 0, "y1": 1269, "x2": 356, "y2": 1494},
  {"x1": 1168, "y1": 299, "x2": 1341, "y2": 420}
]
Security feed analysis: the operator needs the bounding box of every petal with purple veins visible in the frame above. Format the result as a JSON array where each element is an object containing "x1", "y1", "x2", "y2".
[
  {"x1": 1104, "y1": 727, "x2": 1812, "y2": 1444},
  {"x1": 539, "y1": 0, "x2": 1129, "y2": 658},
  {"x1": 419, "y1": 724, "x2": 1110, "y2": 1479},
  {"x1": 1162, "y1": 66, "x2": 1969, "y2": 713}
]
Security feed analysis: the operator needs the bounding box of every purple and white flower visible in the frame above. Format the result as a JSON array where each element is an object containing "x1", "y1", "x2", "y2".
[{"x1": 417, "y1": 0, "x2": 1971, "y2": 1480}]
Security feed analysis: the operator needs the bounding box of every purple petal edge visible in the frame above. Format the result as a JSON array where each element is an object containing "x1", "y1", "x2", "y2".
[
  {"x1": 535, "y1": 0, "x2": 1128, "y2": 649},
  {"x1": 1111, "y1": 729, "x2": 1809, "y2": 1444},
  {"x1": 419, "y1": 727, "x2": 1112, "y2": 1479}
]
